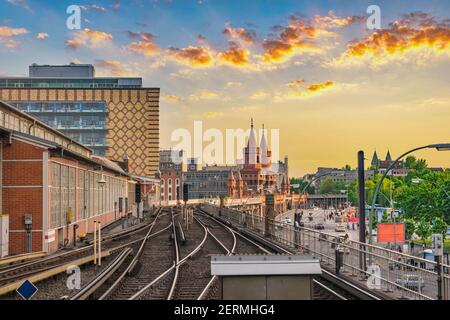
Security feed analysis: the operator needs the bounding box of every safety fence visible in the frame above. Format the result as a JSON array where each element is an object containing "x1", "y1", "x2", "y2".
[{"x1": 200, "y1": 203, "x2": 449, "y2": 300}]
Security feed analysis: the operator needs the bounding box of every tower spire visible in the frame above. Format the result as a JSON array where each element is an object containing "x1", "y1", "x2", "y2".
[{"x1": 251, "y1": 118, "x2": 254, "y2": 129}]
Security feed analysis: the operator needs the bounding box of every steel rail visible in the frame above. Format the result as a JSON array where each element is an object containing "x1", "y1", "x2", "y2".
[
  {"x1": 70, "y1": 248, "x2": 133, "y2": 300},
  {"x1": 131, "y1": 210, "x2": 208, "y2": 300}
]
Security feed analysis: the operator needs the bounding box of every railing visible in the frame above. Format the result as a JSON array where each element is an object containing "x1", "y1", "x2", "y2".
[{"x1": 200, "y1": 203, "x2": 450, "y2": 300}]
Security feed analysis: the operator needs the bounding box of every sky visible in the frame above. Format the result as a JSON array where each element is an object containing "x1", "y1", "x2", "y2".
[{"x1": 0, "y1": 0, "x2": 449, "y2": 176}]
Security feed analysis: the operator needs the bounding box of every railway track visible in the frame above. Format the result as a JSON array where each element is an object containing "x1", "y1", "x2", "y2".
[
  {"x1": 12, "y1": 205, "x2": 376, "y2": 300},
  {"x1": 196, "y1": 207, "x2": 368, "y2": 301},
  {"x1": 78, "y1": 208, "x2": 174, "y2": 300},
  {"x1": 0, "y1": 209, "x2": 163, "y2": 289}
]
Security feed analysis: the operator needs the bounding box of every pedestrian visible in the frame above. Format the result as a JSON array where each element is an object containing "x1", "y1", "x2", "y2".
[{"x1": 352, "y1": 223, "x2": 355, "y2": 230}]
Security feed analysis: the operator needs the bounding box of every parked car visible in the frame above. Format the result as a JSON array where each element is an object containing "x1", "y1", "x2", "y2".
[
  {"x1": 314, "y1": 222, "x2": 325, "y2": 230},
  {"x1": 395, "y1": 274, "x2": 425, "y2": 291},
  {"x1": 335, "y1": 224, "x2": 346, "y2": 232},
  {"x1": 281, "y1": 218, "x2": 292, "y2": 224}
]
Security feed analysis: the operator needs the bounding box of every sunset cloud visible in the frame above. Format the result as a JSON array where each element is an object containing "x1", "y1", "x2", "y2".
[
  {"x1": 126, "y1": 31, "x2": 159, "y2": 56},
  {"x1": 0, "y1": 25, "x2": 28, "y2": 38},
  {"x1": 188, "y1": 89, "x2": 221, "y2": 101},
  {"x1": 262, "y1": 12, "x2": 361, "y2": 64},
  {"x1": 275, "y1": 80, "x2": 336, "y2": 101},
  {"x1": 249, "y1": 90, "x2": 269, "y2": 100},
  {"x1": 223, "y1": 25, "x2": 257, "y2": 45},
  {"x1": 168, "y1": 46, "x2": 214, "y2": 67},
  {"x1": 66, "y1": 28, "x2": 113, "y2": 49},
  {"x1": 334, "y1": 12, "x2": 450, "y2": 67},
  {"x1": 286, "y1": 79, "x2": 306, "y2": 89},
  {"x1": 307, "y1": 80, "x2": 335, "y2": 92},
  {"x1": 161, "y1": 95, "x2": 183, "y2": 103},
  {"x1": 217, "y1": 42, "x2": 251, "y2": 67},
  {"x1": 0, "y1": 25, "x2": 28, "y2": 48},
  {"x1": 204, "y1": 111, "x2": 224, "y2": 119},
  {"x1": 36, "y1": 32, "x2": 48, "y2": 40},
  {"x1": 94, "y1": 59, "x2": 137, "y2": 77}
]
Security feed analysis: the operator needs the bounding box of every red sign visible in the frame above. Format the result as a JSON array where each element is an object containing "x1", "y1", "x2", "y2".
[
  {"x1": 348, "y1": 217, "x2": 359, "y2": 223},
  {"x1": 377, "y1": 223, "x2": 405, "y2": 243}
]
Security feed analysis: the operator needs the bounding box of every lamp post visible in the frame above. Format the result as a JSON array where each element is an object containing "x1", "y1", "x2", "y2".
[
  {"x1": 300, "y1": 172, "x2": 345, "y2": 210},
  {"x1": 369, "y1": 143, "x2": 450, "y2": 245}
]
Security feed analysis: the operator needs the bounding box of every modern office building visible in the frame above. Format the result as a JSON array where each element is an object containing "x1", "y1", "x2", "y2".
[{"x1": 0, "y1": 63, "x2": 160, "y2": 177}]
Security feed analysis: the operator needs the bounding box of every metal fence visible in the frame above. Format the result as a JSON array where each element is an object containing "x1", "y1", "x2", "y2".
[{"x1": 200, "y1": 203, "x2": 450, "y2": 300}]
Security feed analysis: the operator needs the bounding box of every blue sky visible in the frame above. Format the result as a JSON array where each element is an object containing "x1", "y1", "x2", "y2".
[{"x1": 1, "y1": 0, "x2": 450, "y2": 175}]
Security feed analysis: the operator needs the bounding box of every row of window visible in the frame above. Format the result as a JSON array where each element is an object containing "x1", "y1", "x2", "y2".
[
  {"x1": 14, "y1": 102, "x2": 107, "y2": 114},
  {"x1": 50, "y1": 162, "x2": 126, "y2": 229},
  {"x1": 0, "y1": 108, "x2": 89, "y2": 157},
  {"x1": 0, "y1": 79, "x2": 142, "y2": 89}
]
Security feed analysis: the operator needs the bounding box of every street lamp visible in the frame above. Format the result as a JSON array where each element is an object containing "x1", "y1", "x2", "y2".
[
  {"x1": 369, "y1": 143, "x2": 450, "y2": 244},
  {"x1": 300, "y1": 172, "x2": 345, "y2": 210}
]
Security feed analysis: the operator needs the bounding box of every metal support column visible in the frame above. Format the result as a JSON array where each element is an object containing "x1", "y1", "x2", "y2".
[{"x1": 357, "y1": 151, "x2": 367, "y2": 276}]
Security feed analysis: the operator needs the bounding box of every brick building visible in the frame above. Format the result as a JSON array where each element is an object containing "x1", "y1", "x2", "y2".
[
  {"x1": 158, "y1": 150, "x2": 184, "y2": 205},
  {"x1": 0, "y1": 100, "x2": 155, "y2": 255}
]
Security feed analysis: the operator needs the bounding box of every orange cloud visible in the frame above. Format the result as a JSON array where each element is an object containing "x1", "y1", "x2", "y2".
[
  {"x1": 217, "y1": 42, "x2": 250, "y2": 67},
  {"x1": 0, "y1": 25, "x2": 28, "y2": 38},
  {"x1": 286, "y1": 79, "x2": 307, "y2": 89},
  {"x1": 262, "y1": 13, "x2": 360, "y2": 64},
  {"x1": 66, "y1": 28, "x2": 113, "y2": 49},
  {"x1": 161, "y1": 95, "x2": 183, "y2": 103},
  {"x1": 307, "y1": 80, "x2": 335, "y2": 92},
  {"x1": 313, "y1": 11, "x2": 364, "y2": 29},
  {"x1": 168, "y1": 46, "x2": 214, "y2": 67},
  {"x1": 0, "y1": 25, "x2": 27, "y2": 48},
  {"x1": 275, "y1": 80, "x2": 336, "y2": 101},
  {"x1": 94, "y1": 60, "x2": 137, "y2": 77},
  {"x1": 335, "y1": 12, "x2": 450, "y2": 66},
  {"x1": 126, "y1": 31, "x2": 159, "y2": 56},
  {"x1": 223, "y1": 25, "x2": 257, "y2": 45}
]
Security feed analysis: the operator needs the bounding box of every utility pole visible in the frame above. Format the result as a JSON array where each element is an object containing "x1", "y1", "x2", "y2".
[{"x1": 357, "y1": 151, "x2": 367, "y2": 275}]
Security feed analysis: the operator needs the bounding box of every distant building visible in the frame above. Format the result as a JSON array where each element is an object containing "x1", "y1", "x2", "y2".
[
  {"x1": 158, "y1": 150, "x2": 184, "y2": 204},
  {"x1": 181, "y1": 162, "x2": 244, "y2": 200},
  {"x1": 371, "y1": 150, "x2": 408, "y2": 177},
  {"x1": 313, "y1": 167, "x2": 375, "y2": 190},
  {"x1": 240, "y1": 120, "x2": 288, "y2": 195}
]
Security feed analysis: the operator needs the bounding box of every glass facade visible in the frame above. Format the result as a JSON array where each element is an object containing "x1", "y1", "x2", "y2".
[
  {"x1": 12, "y1": 101, "x2": 108, "y2": 156},
  {"x1": 0, "y1": 77, "x2": 142, "y2": 89}
]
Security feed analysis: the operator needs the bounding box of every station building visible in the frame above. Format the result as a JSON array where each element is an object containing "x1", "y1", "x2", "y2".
[
  {"x1": 0, "y1": 63, "x2": 160, "y2": 177},
  {"x1": 0, "y1": 100, "x2": 157, "y2": 255}
]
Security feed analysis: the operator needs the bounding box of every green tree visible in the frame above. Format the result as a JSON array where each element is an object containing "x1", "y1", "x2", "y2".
[
  {"x1": 432, "y1": 217, "x2": 448, "y2": 240},
  {"x1": 347, "y1": 180, "x2": 358, "y2": 205},
  {"x1": 403, "y1": 218, "x2": 416, "y2": 240},
  {"x1": 290, "y1": 178, "x2": 315, "y2": 194},
  {"x1": 342, "y1": 164, "x2": 352, "y2": 171},
  {"x1": 319, "y1": 178, "x2": 335, "y2": 194},
  {"x1": 381, "y1": 211, "x2": 389, "y2": 223},
  {"x1": 319, "y1": 178, "x2": 346, "y2": 194},
  {"x1": 404, "y1": 156, "x2": 417, "y2": 170},
  {"x1": 416, "y1": 218, "x2": 432, "y2": 244}
]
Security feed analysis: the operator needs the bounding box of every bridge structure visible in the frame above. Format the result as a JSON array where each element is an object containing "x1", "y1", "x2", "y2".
[
  {"x1": 199, "y1": 203, "x2": 450, "y2": 300},
  {"x1": 305, "y1": 194, "x2": 349, "y2": 210}
]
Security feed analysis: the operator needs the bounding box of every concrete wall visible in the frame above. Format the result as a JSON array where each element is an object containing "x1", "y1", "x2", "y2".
[{"x1": 222, "y1": 275, "x2": 312, "y2": 300}]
